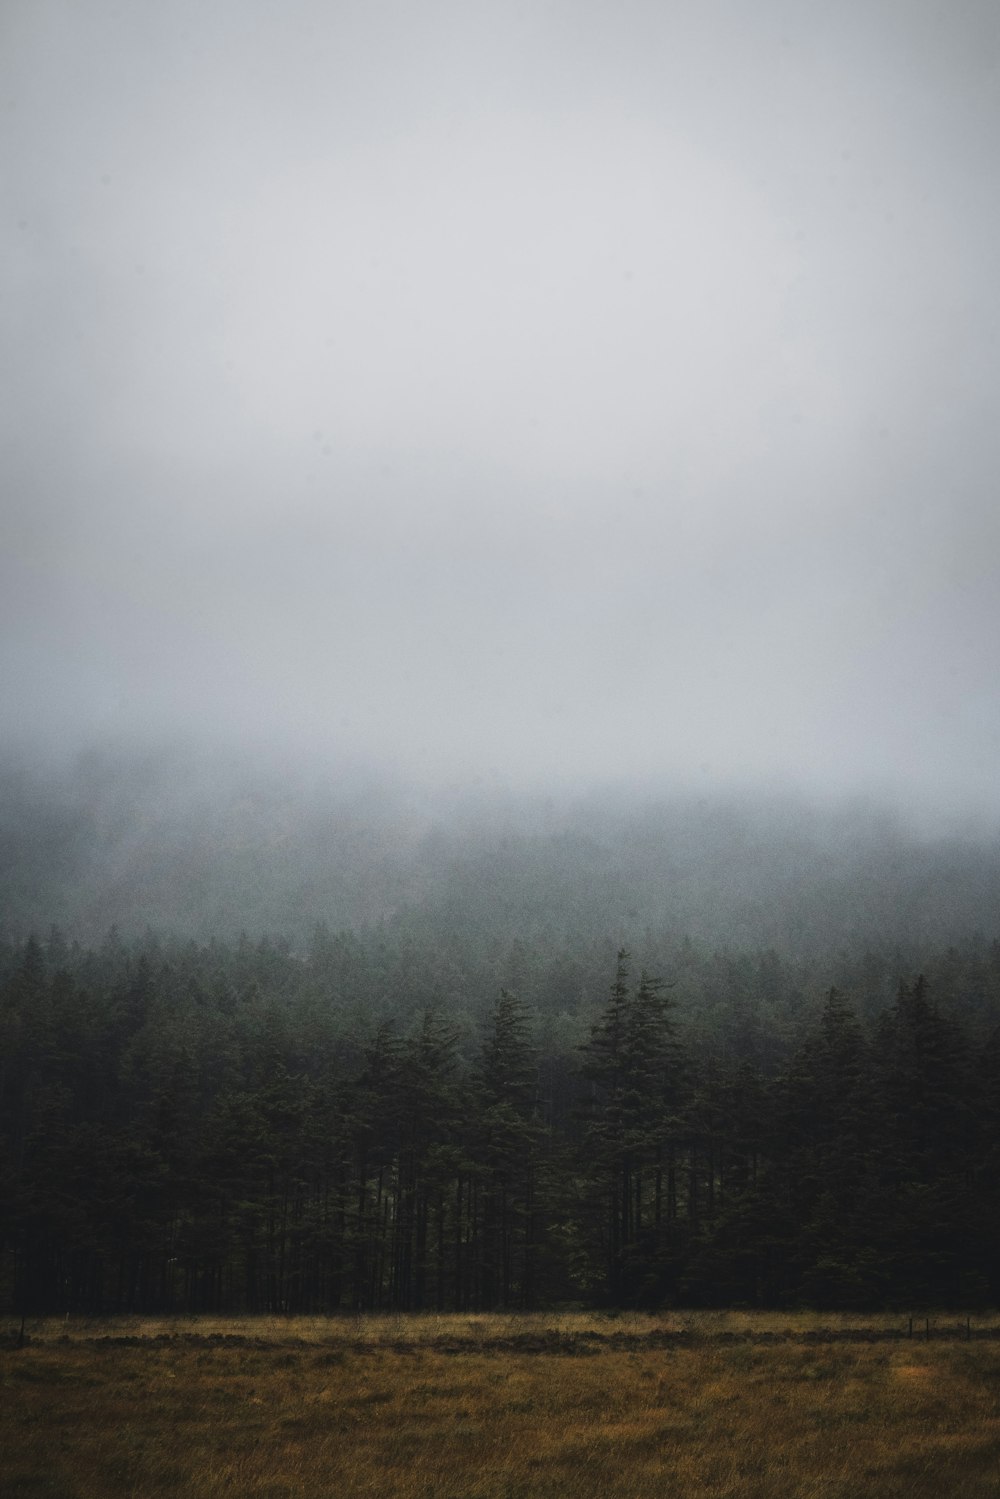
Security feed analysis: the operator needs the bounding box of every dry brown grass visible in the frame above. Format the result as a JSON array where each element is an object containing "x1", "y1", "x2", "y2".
[{"x1": 4, "y1": 1314, "x2": 1000, "y2": 1497}]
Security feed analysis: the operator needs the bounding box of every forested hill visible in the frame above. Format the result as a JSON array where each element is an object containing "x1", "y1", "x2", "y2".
[
  {"x1": 5, "y1": 749, "x2": 1000, "y2": 1315},
  {"x1": 3, "y1": 746, "x2": 1000, "y2": 956},
  {"x1": 2, "y1": 934, "x2": 999, "y2": 1316}
]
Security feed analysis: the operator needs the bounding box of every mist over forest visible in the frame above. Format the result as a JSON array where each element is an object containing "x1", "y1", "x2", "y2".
[
  {"x1": 5, "y1": 2, "x2": 1000, "y2": 1314},
  {"x1": 6, "y1": 740, "x2": 1000, "y2": 1316},
  {"x1": 3, "y1": 741, "x2": 1000, "y2": 958}
]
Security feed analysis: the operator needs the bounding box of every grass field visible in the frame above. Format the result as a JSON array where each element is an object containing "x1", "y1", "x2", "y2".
[{"x1": 4, "y1": 1313, "x2": 1000, "y2": 1497}]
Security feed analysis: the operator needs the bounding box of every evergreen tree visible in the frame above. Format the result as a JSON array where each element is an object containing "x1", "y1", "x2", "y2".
[
  {"x1": 578, "y1": 952, "x2": 681, "y2": 1302},
  {"x1": 872, "y1": 975, "x2": 973, "y2": 1304},
  {"x1": 472, "y1": 990, "x2": 542, "y2": 1307}
]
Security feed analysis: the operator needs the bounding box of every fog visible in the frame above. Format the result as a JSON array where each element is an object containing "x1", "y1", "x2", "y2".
[{"x1": 4, "y1": 0, "x2": 1000, "y2": 816}]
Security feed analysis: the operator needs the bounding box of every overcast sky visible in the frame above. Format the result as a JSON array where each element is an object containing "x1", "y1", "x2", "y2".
[{"x1": 3, "y1": 0, "x2": 1000, "y2": 811}]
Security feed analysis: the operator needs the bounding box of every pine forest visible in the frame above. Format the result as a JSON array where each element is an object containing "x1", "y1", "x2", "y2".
[{"x1": 4, "y1": 920, "x2": 999, "y2": 1318}]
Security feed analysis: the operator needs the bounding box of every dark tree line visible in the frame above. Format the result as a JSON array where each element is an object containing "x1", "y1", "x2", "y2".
[{"x1": 2, "y1": 930, "x2": 999, "y2": 1315}]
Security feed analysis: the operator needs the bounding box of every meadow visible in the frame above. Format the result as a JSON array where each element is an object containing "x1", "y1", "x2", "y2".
[{"x1": 4, "y1": 1313, "x2": 1000, "y2": 1498}]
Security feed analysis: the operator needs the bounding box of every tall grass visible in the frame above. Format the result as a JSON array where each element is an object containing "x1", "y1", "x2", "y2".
[{"x1": 4, "y1": 1314, "x2": 1000, "y2": 1497}]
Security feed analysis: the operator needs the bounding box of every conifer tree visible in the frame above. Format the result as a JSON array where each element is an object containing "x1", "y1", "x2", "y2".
[
  {"x1": 872, "y1": 975, "x2": 973, "y2": 1303},
  {"x1": 473, "y1": 990, "x2": 542, "y2": 1307},
  {"x1": 578, "y1": 951, "x2": 680, "y2": 1301}
]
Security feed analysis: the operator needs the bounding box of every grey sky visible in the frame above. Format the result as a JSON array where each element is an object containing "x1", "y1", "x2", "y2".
[{"x1": 3, "y1": 0, "x2": 1000, "y2": 809}]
